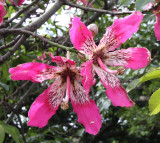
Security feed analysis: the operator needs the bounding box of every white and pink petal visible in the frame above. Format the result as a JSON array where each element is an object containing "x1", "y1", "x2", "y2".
[
  {"x1": 93, "y1": 65, "x2": 134, "y2": 107},
  {"x1": 9, "y1": 62, "x2": 58, "y2": 83},
  {"x1": 49, "y1": 53, "x2": 75, "y2": 67},
  {"x1": 28, "y1": 78, "x2": 66, "y2": 128},
  {"x1": 103, "y1": 47, "x2": 151, "y2": 70},
  {"x1": 154, "y1": 5, "x2": 160, "y2": 41},
  {"x1": 70, "y1": 17, "x2": 96, "y2": 57},
  {"x1": 81, "y1": 60, "x2": 96, "y2": 94},
  {"x1": 70, "y1": 80, "x2": 101, "y2": 135},
  {"x1": 99, "y1": 11, "x2": 143, "y2": 51}
]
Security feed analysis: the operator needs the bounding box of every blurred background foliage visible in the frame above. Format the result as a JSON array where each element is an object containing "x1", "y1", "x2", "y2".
[{"x1": 0, "y1": 0, "x2": 160, "y2": 142}]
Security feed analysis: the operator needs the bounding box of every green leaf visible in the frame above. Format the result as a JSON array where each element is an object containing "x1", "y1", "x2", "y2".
[
  {"x1": 139, "y1": 67, "x2": 160, "y2": 84},
  {"x1": 0, "y1": 82, "x2": 9, "y2": 91},
  {"x1": 0, "y1": 121, "x2": 21, "y2": 143},
  {"x1": 0, "y1": 125, "x2": 5, "y2": 143},
  {"x1": 120, "y1": 0, "x2": 134, "y2": 6},
  {"x1": 149, "y1": 88, "x2": 160, "y2": 115},
  {"x1": 126, "y1": 79, "x2": 140, "y2": 93},
  {"x1": 143, "y1": 13, "x2": 156, "y2": 21},
  {"x1": 135, "y1": 0, "x2": 155, "y2": 11}
]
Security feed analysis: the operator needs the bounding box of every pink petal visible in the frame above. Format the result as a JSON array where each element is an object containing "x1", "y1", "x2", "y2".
[
  {"x1": 154, "y1": 5, "x2": 160, "y2": 41},
  {"x1": 38, "y1": 52, "x2": 46, "y2": 61},
  {"x1": 144, "y1": 2, "x2": 153, "y2": 10},
  {"x1": 17, "y1": 0, "x2": 25, "y2": 6},
  {"x1": 70, "y1": 80, "x2": 101, "y2": 135},
  {"x1": 81, "y1": 60, "x2": 96, "y2": 94},
  {"x1": 106, "y1": 85, "x2": 134, "y2": 107},
  {"x1": 99, "y1": 11, "x2": 143, "y2": 51},
  {"x1": 93, "y1": 65, "x2": 134, "y2": 107},
  {"x1": 49, "y1": 53, "x2": 75, "y2": 67},
  {"x1": 28, "y1": 78, "x2": 66, "y2": 128},
  {"x1": 104, "y1": 47, "x2": 151, "y2": 70},
  {"x1": 0, "y1": 3, "x2": 6, "y2": 25},
  {"x1": 9, "y1": 62, "x2": 58, "y2": 83},
  {"x1": 69, "y1": 17, "x2": 96, "y2": 57}
]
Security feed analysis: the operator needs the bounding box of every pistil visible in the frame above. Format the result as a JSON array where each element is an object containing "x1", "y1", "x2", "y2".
[
  {"x1": 97, "y1": 57, "x2": 118, "y2": 74},
  {"x1": 61, "y1": 75, "x2": 70, "y2": 110}
]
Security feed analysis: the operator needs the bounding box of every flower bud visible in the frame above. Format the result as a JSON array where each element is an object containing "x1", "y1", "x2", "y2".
[{"x1": 87, "y1": 23, "x2": 98, "y2": 37}]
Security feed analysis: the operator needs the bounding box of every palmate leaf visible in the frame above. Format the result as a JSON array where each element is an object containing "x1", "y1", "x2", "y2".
[
  {"x1": 135, "y1": 0, "x2": 155, "y2": 11},
  {"x1": 0, "y1": 121, "x2": 22, "y2": 143},
  {"x1": 149, "y1": 88, "x2": 160, "y2": 115}
]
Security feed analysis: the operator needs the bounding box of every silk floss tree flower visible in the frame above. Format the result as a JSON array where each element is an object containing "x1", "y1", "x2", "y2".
[
  {"x1": 70, "y1": 12, "x2": 151, "y2": 107},
  {"x1": 9, "y1": 52, "x2": 102, "y2": 135}
]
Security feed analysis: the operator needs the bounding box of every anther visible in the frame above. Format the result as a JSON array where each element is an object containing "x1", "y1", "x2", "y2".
[
  {"x1": 60, "y1": 102, "x2": 69, "y2": 110},
  {"x1": 117, "y1": 67, "x2": 125, "y2": 75}
]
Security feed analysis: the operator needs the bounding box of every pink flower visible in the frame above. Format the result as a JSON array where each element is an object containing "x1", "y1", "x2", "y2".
[
  {"x1": 154, "y1": 4, "x2": 160, "y2": 41},
  {"x1": 70, "y1": 13, "x2": 151, "y2": 107},
  {"x1": 9, "y1": 0, "x2": 25, "y2": 6},
  {"x1": 9, "y1": 54, "x2": 101, "y2": 135},
  {"x1": 0, "y1": 1, "x2": 6, "y2": 25},
  {"x1": 144, "y1": 1, "x2": 160, "y2": 41}
]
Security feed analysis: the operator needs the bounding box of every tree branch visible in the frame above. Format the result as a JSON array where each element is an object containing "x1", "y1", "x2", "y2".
[{"x1": 0, "y1": 0, "x2": 64, "y2": 65}]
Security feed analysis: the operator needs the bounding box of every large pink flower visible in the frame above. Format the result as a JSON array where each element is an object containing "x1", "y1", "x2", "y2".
[
  {"x1": 9, "y1": 54, "x2": 101, "y2": 135},
  {"x1": 70, "y1": 13, "x2": 151, "y2": 107},
  {"x1": 0, "y1": 1, "x2": 6, "y2": 25}
]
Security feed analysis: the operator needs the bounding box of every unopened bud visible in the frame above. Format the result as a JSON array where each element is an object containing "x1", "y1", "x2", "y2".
[
  {"x1": 87, "y1": 24, "x2": 98, "y2": 37},
  {"x1": 117, "y1": 67, "x2": 125, "y2": 75},
  {"x1": 60, "y1": 101, "x2": 69, "y2": 110}
]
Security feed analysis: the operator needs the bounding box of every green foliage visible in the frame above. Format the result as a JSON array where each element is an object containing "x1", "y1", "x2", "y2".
[
  {"x1": 135, "y1": 0, "x2": 155, "y2": 11},
  {"x1": 0, "y1": 121, "x2": 22, "y2": 143},
  {"x1": 120, "y1": 0, "x2": 134, "y2": 6},
  {"x1": 149, "y1": 88, "x2": 160, "y2": 115},
  {"x1": 1, "y1": 0, "x2": 160, "y2": 142},
  {"x1": 127, "y1": 67, "x2": 160, "y2": 92},
  {"x1": 0, "y1": 125, "x2": 5, "y2": 143}
]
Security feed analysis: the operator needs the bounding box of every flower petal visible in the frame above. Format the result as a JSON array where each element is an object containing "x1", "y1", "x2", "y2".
[
  {"x1": 103, "y1": 47, "x2": 151, "y2": 70},
  {"x1": 81, "y1": 60, "x2": 96, "y2": 94},
  {"x1": 0, "y1": 3, "x2": 6, "y2": 25},
  {"x1": 28, "y1": 78, "x2": 66, "y2": 128},
  {"x1": 70, "y1": 17, "x2": 96, "y2": 57},
  {"x1": 154, "y1": 5, "x2": 160, "y2": 41},
  {"x1": 49, "y1": 53, "x2": 75, "y2": 67},
  {"x1": 9, "y1": 62, "x2": 58, "y2": 83},
  {"x1": 99, "y1": 11, "x2": 143, "y2": 51},
  {"x1": 93, "y1": 65, "x2": 134, "y2": 107},
  {"x1": 70, "y1": 80, "x2": 101, "y2": 135}
]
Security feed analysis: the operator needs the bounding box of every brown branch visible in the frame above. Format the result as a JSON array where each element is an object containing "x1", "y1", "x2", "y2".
[
  {"x1": 0, "y1": 0, "x2": 64, "y2": 65},
  {"x1": 0, "y1": 0, "x2": 39, "y2": 28},
  {"x1": 6, "y1": 83, "x2": 37, "y2": 124},
  {"x1": 0, "y1": 35, "x2": 21, "y2": 51},
  {"x1": 64, "y1": 0, "x2": 133, "y2": 15}
]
